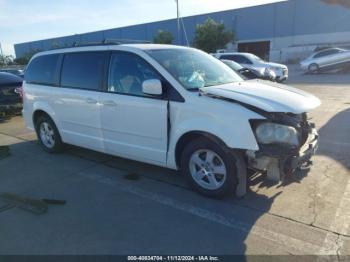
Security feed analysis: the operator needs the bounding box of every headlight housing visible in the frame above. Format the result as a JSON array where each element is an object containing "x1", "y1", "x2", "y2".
[
  {"x1": 255, "y1": 122, "x2": 300, "y2": 146},
  {"x1": 258, "y1": 68, "x2": 271, "y2": 77}
]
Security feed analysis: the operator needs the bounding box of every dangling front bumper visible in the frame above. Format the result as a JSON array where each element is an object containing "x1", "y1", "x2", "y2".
[{"x1": 246, "y1": 128, "x2": 319, "y2": 182}]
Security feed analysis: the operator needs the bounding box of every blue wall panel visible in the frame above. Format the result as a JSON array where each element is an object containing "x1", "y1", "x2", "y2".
[
  {"x1": 120, "y1": 24, "x2": 147, "y2": 40},
  {"x1": 294, "y1": 0, "x2": 350, "y2": 36},
  {"x1": 274, "y1": 1, "x2": 295, "y2": 38},
  {"x1": 79, "y1": 31, "x2": 104, "y2": 43},
  {"x1": 14, "y1": 0, "x2": 350, "y2": 58},
  {"x1": 103, "y1": 28, "x2": 122, "y2": 39},
  {"x1": 14, "y1": 43, "x2": 31, "y2": 56},
  {"x1": 235, "y1": 4, "x2": 275, "y2": 40}
]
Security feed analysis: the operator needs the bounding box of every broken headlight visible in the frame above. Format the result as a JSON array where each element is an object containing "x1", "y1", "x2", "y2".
[{"x1": 255, "y1": 122, "x2": 299, "y2": 146}]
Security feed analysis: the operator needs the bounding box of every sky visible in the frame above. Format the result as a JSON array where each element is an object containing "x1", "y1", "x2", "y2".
[{"x1": 0, "y1": 0, "x2": 285, "y2": 57}]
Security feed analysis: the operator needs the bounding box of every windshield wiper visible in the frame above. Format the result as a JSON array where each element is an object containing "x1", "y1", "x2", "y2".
[{"x1": 186, "y1": 87, "x2": 200, "y2": 92}]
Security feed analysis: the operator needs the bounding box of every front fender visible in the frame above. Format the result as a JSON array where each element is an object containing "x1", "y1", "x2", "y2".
[
  {"x1": 167, "y1": 101, "x2": 265, "y2": 169},
  {"x1": 173, "y1": 117, "x2": 259, "y2": 150}
]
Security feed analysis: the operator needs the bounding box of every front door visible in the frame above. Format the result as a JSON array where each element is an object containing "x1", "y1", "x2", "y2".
[{"x1": 100, "y1": 51, "x2": 168, "y2": 165}]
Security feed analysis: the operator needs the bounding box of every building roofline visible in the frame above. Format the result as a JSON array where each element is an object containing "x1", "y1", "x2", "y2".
[{"x1": 15, "y1": 0, "x2": 287, "y2": 46}]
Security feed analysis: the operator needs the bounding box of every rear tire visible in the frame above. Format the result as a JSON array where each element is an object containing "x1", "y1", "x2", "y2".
[
  {"x1": 180, "y1": 137, "x2": 243, "y2": 198},
  {"x1": 35, "y1": 115, "x2": 64, "y2": 153}
]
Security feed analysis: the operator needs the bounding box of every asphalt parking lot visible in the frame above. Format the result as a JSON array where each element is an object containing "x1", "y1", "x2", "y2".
[{"x1": 0, "y1": 70, "x2": 349, "y2": 258}]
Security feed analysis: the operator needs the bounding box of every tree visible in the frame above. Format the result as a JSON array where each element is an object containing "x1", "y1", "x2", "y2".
[
  {"x1": 0, "y1": 54, "x2": 14, "y2": 67},
  {"x1": 193, "y1": 18, "x2": 234, "y2": 53},
  {"x1": 153, "y1": 30, "x2": 174, "y2": 44}
]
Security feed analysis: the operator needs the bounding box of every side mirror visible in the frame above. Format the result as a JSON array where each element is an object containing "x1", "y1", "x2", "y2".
[{"x1": 142, "y1": 79, "x2": 163, "y2": 96}]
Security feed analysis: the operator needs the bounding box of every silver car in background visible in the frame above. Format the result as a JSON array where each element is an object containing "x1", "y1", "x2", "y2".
[
  {"x1": 300, "y1": 48, "x2": 350, "y2": 73},
  {"x1": 213, "y1": 52, "x2": 288, "y2": 82}
]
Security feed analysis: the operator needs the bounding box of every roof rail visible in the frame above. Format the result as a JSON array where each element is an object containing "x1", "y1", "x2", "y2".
[
  {"x1": 103, "y1": 39, "x2": 151, "y2": 44},
  {"x1": 50, "y1": 39, "x2": 151, "y2": 50},
  {"x1": 72, "y1": 39, "x2": 151, "y2": 47}
]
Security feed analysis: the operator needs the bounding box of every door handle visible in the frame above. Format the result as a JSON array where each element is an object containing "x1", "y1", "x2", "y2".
[
  {"x1": 86, "y1": 98, "x2": 97, "y2": 104},
  {"x1": 102, "y1": 100, "x2": 117, "y2": 107}
]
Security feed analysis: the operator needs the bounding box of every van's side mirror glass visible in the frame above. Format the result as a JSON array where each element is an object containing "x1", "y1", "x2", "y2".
[{"x1": 142, "y1": 79, "x2": 163, "y2": 96}]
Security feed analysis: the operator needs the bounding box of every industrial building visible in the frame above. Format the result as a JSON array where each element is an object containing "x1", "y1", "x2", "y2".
[{"x1": 14, "y1": 0, "x2": 350, "y2": 62}]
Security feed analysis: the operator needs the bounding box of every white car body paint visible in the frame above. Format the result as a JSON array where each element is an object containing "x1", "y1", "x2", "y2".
[
  {"x1": 23, "y1": 44, "x2": 320, "y2": 172},
  {"x1": 201, "y1": 80, "x2": 321, "y2": 114}
]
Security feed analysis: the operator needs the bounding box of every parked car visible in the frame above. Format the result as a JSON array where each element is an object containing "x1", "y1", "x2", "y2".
[
  {"x1": 221, "y1": 59, "x2": 276, "y2": 81},
  {"x1": 0, "y1": 72, "x2": 23, "y2": 116},
  {"x1": 23, "y1": 44, "x2": 320, "y2": 198},
  {"x1": 0, "y1": 68, "x2": 24, "y2": 78},
  {"x1": 213, "y1": 52, "x2": 288, "y2": 82},
  {"x1": 300, "y1": 48, "x2": 350, "y2": 73}
]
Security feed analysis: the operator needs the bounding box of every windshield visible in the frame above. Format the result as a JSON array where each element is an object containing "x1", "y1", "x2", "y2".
[
  {"x1": 221, "y1": 59, "x2": 243, "y2": 71},
  {"x1": 147, "y1": 48, "x2": 243, "y2": 90},
  {"x1": 247, "y1": 54, "x2": 264, "y2": 62}
]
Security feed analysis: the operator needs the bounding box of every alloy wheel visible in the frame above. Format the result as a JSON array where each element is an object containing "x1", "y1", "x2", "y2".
[{"x1": 189, "y1": 149, "x2": 227, "y2": 190}]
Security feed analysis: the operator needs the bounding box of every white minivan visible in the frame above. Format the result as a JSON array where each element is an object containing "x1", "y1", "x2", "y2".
[{"x1": 23, "y1": 43, "x2": 320, "y2": 198}]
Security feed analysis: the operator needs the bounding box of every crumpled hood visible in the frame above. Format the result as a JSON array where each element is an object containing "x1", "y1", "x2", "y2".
[{"x1": 201, "y1": 80, "x2": 321, "y2": 114}]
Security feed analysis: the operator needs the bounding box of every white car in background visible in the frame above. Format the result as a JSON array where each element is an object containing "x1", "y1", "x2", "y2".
[
  {"x1": 213, "y1": 52, "x2": 288, "y2": 82},
  {"x1": 300, "y1": 48, "x2": 350, "y2": 73}
]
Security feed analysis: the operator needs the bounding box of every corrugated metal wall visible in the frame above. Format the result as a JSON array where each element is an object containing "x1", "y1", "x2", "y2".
[{"x1": 14, "y1": 0, "x2": 350, "y2": 58}]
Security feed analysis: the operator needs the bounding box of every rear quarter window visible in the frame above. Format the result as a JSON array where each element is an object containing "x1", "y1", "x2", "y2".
[
  {"x1": 222, "y1": 55, "x2": 252, "y2": 64},
  {"x1": 25, "y1": 54, "x2": 60, "y2": 85},
  {"x1": 60, "y1": 52, "x2": 107, "y2": 91}
]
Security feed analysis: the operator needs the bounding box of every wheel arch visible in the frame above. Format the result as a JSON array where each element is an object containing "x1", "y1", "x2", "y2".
[
  {"x1": 32, "y1": 102, "x2": 59, "y2": 128},
  {"x1": 174, "y1": 131, "x2": 228, "y2": 169},
  {"x1": 33, "y1": 110, "x2": 50, "y2": 126},
  {"x1": 308, "y1": 63, "x2": 319, "y2": 72}
]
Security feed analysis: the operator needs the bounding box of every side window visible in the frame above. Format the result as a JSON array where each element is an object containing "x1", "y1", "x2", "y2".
[
  {"x1": 314, "y1": 50, "x2": 338, "y2": 58},
  {"x1": 239, "y1": 56, "x2": 253, "y2": 64},
  {"x1": 25, "y1": 54, "x2": 60, "y2": 85},
  {"x1": 61, "y1": 52, "x2": 107, "y2": 91},
  {"x1": 108, "y1": 52, "x2": 161, "y2": 97},
  {"x1": 220, "y1": 55, "x2": 235, "y2": 61},
  {"x1": 314, "y1": 51, "x2": 325, "y2": 58},
  {"x1": 229, "y1": 55, "x2": 252, "y2": 65},
  {"x1": 325, "y1": 49, "x2": 339, "y2": 56}
]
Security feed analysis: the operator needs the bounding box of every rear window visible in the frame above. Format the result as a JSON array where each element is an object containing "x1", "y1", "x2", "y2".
[
  {"x1": 25, "y1": 54, "x2": 60, "y2": 85},
  {"x1": 60, "y1": 52, "x2": 107, "y2": 91}
]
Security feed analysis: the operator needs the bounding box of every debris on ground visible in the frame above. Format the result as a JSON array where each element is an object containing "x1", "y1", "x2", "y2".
[
  {"x1": 123, "y1": 173, "x2": 140, "y2": 180},
  {"x1": 0, "y1": 193, "x2": 66, "y2": 215}
]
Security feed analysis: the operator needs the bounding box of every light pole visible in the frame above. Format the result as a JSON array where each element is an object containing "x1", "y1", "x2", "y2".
[
  {"x1": 175, "y1": 0, "x2": 180, "y2": 44},
  {"x1": 0, "y1": 42, "x2": 3, "y2": 57}
]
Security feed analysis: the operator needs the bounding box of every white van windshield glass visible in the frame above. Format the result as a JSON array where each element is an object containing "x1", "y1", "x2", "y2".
[{"x1": 147, "y1": 49, "x2": 242, "y2": 90}]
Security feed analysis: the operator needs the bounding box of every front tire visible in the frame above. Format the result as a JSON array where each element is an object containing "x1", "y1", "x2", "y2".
[
  {"x1": 35, "y1": 115, "x2": 64, "y2": 153},
  {"x1": 180, "y1": 137, "x2": 243, "y2": 198},
  {"x1": 308, "y1": 63, "x2": 319, "y2": 73}
]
